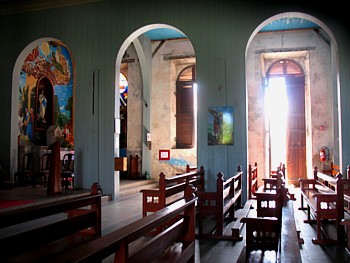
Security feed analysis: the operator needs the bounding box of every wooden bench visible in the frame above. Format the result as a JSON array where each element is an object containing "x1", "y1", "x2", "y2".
[
  {"x1": 0, "y1": 183, "x2": 102, "y2": 262},
  {"x1": 248, "y1": 162, "x2": 258, "y2": 199},
  {"x1": 49, "y1": 193, "x2": 197, "y2": 263},
  {"x1": 298, "y1": 169, "x2": 346, "y2": 245},
  {"x1": 343, "y1": 166, "x2": 350, "y2": 214},
  {"x1": 238, "y1": 190, "x2": 282, "y2": 262},
  {"x1": 255, "y1": 187, "x2": 283, "y2": 218},
  {"x1": 196, "y1": 166, "x2": 244, "y2": 240},
  {"x1": 321, "y1": 162, "x2": 341, "y2": 177},
  {"x1": 237, "y1": 199, "x2": 302, "y2": 262},
  {"x1": 262, "y1": 170, "x2": 284, "y2": 192},
  {"x1": 186, "y1": 164, "x2": 198, "y2": 173},
  {"x1": 140, "y1": 166, "x2": 204, "y2": 217}
]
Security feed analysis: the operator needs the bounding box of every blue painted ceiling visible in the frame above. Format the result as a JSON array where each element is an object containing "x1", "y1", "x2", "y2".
[
  {"x1": 259, "y1": 17, "x2": 319, "y2": 32},
  {"x1": 143, "y1": 28, "x2": 186, "y2": 40},
  {"x1": 143, "y1": 18, "x2": 320, "y2": 40}
]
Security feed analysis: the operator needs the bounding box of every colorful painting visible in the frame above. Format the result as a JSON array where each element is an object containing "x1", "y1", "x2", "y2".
[
  {"x1": 208, "y1": 106, "x2": 234, "y2": 145},
  {"x1": 18, "y1": 41, "x2": 74, "y2": 148}
]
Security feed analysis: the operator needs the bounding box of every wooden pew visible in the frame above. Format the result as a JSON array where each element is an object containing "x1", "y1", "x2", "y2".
[
  {"x1": 317, "y1": 165, "x2": 350, "y2": 214},
  {"x1": 262, "y1": 170, "x2": 284, "y2": 192},
  {"x1": 186, "y1": 164, "x2": 197, "y2": 173},
  {"x1": 140, "y1": 166, "x2": 204, "y2": 217},
  {"x1": 321, "y1": 162, "x2": 341, "y2": 177},
  {"x1": 237, "y1": 199, "x2": 302, "y2": 262},
  {"x1": 343, "y1": 165, "x2": 350, "y2": 214},
  {"x1": 196, "y1": 166, "x2": 243, "y2": 240},
  {"x1": 255, "y1": 188, "x2": 283, "y2": 218},
  {"x1": 49, "y1": 193, "x2": 197, "y2": 263},
  {"x1": 248, "y1": 162, "x2": 258, "y2": 199},
  {"x1": 238, "y1": 188, "x2": 282, "y2": 262},
  {"x1": 0, "y1": 183, "x2": 102, "y2": 262},
  {"x1": 298, "y1": 168, "x2": 347, "y2": 245},
  {"x1": 261, "y1": 163, "x2": 295, "y2": 201},
  {"x1": 340, "y1": 218, "x2": 350, "y2": 255}
]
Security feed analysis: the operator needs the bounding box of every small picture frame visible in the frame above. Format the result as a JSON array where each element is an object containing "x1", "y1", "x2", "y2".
[{"x1": 159, "y1": 149, "x2": 170, "y2": 160}]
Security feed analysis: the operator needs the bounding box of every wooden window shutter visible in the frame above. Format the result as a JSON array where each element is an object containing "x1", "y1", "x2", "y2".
[
  {"x1": 176, "y1": 65, "x2": 195, "y2": 149},
  {"x1": 176, "y1": 84, "x2": 194, "y2": 148}
]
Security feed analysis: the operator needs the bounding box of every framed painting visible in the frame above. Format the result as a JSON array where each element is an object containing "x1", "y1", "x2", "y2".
[{"x1": 208, "y1": 106, "x2": 234, "y2": 145}]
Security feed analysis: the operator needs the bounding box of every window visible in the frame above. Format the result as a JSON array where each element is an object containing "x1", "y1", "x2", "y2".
[
  {"x1": 176, "y1": 65, "x2": 196, "y2": 148},
  {"x1": 119, "y1": 72, "x2": 128, "y2": 106}
]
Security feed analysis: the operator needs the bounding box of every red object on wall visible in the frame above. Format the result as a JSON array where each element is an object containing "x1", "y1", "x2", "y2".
[
  {"x1": 320, "y1": 146, "x2": 329, "y2": 162},
  {"x1": 159, "y1": 150, "x2": 170, "y2": 160}
]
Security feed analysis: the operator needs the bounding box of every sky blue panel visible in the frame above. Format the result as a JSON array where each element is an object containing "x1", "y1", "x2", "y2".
[
  {"x1": 260, "y1": 17, "x2": 319, "y2": 32},
  {"x1": 143, "y1": 28, "x2": 186, "y2": 40}
]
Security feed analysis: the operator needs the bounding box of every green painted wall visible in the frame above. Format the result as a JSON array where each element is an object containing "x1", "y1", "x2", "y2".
[{"x1": 0, "y1": 0, "x2": 349, "y2": 200}]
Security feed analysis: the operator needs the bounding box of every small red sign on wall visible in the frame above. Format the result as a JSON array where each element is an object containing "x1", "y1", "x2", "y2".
[{"x1": 159, "y1": 149, "x2": 170, "y2": 160}]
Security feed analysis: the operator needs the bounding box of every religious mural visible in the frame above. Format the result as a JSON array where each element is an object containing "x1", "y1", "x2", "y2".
[
  {"x1": 18, "y1": 41, "x2": 74, "y2": 149},
  {"x1": 208, "y1": 106, "x2": 234, "y2": 145}
]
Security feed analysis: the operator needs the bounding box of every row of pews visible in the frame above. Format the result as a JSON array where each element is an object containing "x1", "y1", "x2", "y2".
[
  {"x1": 5, "y1": 162, "x2": 350, "y2": 262},
  {"x1": 238, "y1": 162, "x2": 302, "y2": 262}
]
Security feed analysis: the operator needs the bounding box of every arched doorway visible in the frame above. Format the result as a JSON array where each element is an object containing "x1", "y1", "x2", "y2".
[
  {"x1": 265, "y1": 59, "x2": 306, "y2": 184},
  {"x1": 246, "y1": 13, "x2": 341, "y2": 187},
  {"x1": 114, "y1": 25, "x2": 196, "y2": 198}
]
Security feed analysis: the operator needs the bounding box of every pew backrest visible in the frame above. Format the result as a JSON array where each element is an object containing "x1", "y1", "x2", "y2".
[
  {"x1": 248, "y1": 162, "x2": 258, "y2": 199},
  {"x1": 140, "y1": 166, "x2": 204, "y2": 217},
  {"x1": 49, "y1": 195, "x2": 197, "y2": 263},
  {"x1": 0, "y1": 183, "x2": 102, "y2": 262}
]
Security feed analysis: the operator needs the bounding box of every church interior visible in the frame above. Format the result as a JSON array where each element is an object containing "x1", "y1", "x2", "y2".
[{"x1": 0, "y1": 0, "x2": 350, "y2": 262}]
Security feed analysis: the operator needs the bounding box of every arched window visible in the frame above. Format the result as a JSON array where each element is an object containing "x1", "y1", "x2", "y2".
[{"x1": 176, "y1": 65, "x2": 196, "y2": 148}]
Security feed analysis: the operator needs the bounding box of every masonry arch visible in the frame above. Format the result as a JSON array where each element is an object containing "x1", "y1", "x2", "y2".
[
  {"x1": 245, "y1": 12, "x2": 341, "y2": 186},
  {"x1": 114, "y1": 24, "x2": 196, "y2": 198},
  {"x1": 10, "y1": 38, "x2": 75, "y2": 180}
]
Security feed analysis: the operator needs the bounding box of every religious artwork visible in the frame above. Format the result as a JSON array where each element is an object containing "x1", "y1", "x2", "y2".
[
  {"x1": 18, "y1": 41, "x2": 74, "y2": 148},
  {"x1": 119, "y1": 72, "x2": 128, "y2": 106},
  {"x1": 208, "y1": 106, "x2": 234, "y2": 145}
]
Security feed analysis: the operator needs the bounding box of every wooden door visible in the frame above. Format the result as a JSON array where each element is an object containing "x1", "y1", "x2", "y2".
[{"x1": 286, "y1": 76, "x2": 306, "y2": 184}]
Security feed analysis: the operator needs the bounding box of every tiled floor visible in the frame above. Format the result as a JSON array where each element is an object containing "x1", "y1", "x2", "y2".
[{"x1": 1, "y1": 182, "x2": 350, "y2": 262}]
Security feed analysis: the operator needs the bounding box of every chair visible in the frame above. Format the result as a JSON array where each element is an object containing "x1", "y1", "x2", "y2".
[
  {"x1": 40, "y1": 152, "x2": 51, "y2": 188},
  {"x1": 61, "y1": 153, "x2": 74, "y2": 189},
  {"x1": 16, "y1": 152, "x2": 36, "y2": 186}
]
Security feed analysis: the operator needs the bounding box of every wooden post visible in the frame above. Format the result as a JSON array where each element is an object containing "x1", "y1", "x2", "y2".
[{"x1": 47, "y1": 140, "x2": 61, "y2": 195}]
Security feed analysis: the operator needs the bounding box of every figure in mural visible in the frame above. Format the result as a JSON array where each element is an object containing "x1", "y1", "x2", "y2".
[
  {"x1": 38, "y1": 89, "x2": 47, "y2": 123},
  {"x1": 208, "y1": 106, "x2": 234, "y2": 145},
  {"x1": 26, "y1": 108, "x2": 35, "y2": 142},
  {"x1": 18, "y1": 109, "x2": 24, "y2": 135},
  {"x1": 208, "y1": 108, "x2": 223, "y2": 144},
  {"x1": 22, "y1": 108, "x2": 29, "y2": 136}
]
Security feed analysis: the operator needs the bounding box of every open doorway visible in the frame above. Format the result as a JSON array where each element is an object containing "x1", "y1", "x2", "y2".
[
  {"x1": 265, "y1": 76, "x2": 288, "y2": 173},
  {"x1": 265, "y1": 59, "x2": 306, "y2": 184}
]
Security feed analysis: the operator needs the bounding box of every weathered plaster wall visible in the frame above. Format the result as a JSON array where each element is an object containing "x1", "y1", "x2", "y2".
[
  {"x1": 151, "y1": 39, "x2": 196, "y2": 179},
  {"x1": 123, "y1": 44, "x2": 143, "y2": 174}
]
